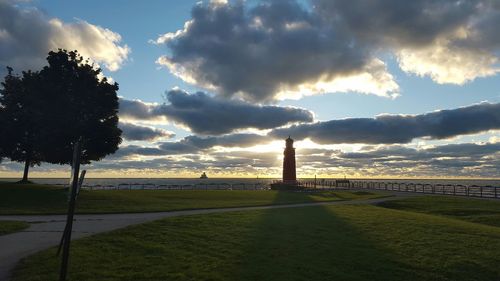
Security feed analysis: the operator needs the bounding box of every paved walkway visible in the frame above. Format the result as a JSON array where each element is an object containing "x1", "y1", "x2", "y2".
[{"x1": 0, "y1": 193, "x2": 412, "y2": 281}]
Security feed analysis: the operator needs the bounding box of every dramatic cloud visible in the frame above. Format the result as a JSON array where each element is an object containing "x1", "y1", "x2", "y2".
[
  {"x1": 340, "y1": 142, "x2": 500, "y2": 161},
  {"x1": 119, "y1": 122, "x2": 174, "y2": 141},
  {"x1": 271, "y1": 102, "x2": 500, "y2": 144},
  {"x1": 85, "y1": 140, "x2": 500, "y2": 178},
  {"x1": 111, "y1": 145, "x2": 166, "y2": 158},
  {"x1": 315, "y1": 0, "x2": 478, "y2": 46},
  {"x1": 158, "y1": 89, "x2": 314, "y2": 134},
  {"x1": 315, "y1": 0, "x2": 500, "y2": 84},
  {"x1": 154, "y1": 0, "x2": 500, "y2": 101},
  {"x1": 158, "y1": 133, "x2": 268, "y2": 155},
  {"x1": 3, "y1": 135, "x2": 498, "y2": 177},
  {"x1": 0, "y1": 1, "x2": 130, "y2": 74},
  {"x1": 112, "y1": 133, "x2": 269, "y2": 158},
  {"x1": 333, "y1": 142, "x2": 500, "y2": 177},
  {"x1": 119, "y1": 89, "x2": 314, "y2": 134},
  {"x1": 397, "y1": 43, "x2": 499, "y2": 85},
  {"x1": 154, "y1": 0, "x2": 399, "y2": 102},
  {"x1": 427, "y1": 142, "x2": 500, "y2": 159},
  {"x1": 118, "y1": 99, "x2": 161, "y2": 121},
  {"x1": 90, "y1": 152, "x2": 279, "y2": 176}
]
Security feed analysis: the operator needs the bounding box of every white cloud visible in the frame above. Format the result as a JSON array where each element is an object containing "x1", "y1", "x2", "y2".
[
  {"x1": 397, "y1": 34, "x2": 500, "y2": 84},
  {"x1": 315, "y1": 0, "x2": 500, "y2": 86},
  {"x1": 0, "y1": 1, "x2": 130, "y2": 73},
  {"x1": 275, "y1": 58, "x2": 400, "y2": 100}
]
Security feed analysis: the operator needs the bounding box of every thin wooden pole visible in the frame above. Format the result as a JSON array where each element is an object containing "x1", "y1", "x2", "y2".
[{"x1": 59, "y1": 140, "x2": 81, "y2": 281}]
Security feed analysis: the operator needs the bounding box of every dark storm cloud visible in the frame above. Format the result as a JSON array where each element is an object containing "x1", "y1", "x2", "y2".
[
  {"x1": 119, "y1": 122, "x2": 174, "y2": 141},
  {"x1": 271, "y1": 102, "x2": 500, "y2": 144},
  {"x1": 119, "y1": 90, "x2": 313, "y2": 135},
  {"x1": 154, "y1": 0, "x2": 386, "y2": 102}
]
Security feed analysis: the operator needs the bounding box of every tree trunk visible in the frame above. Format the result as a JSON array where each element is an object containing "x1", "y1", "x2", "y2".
[{"x1": 21, "y1": 159, "x2": 30, "y2": 183}]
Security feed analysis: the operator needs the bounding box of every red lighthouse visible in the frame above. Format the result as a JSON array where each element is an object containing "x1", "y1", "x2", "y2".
[{"x1": 282, "y1": 136, "x2": 297, "y2": 183}]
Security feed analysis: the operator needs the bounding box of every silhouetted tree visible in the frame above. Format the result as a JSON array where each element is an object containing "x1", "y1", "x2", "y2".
[
  {"x1": 0, "y1": 68, "x2": 45, "y2": 182},
  {"x1": 0, "y1": 50, "x2": 121, "y2": 181},
  {"x1": 39, "y1": 50, "x2": 122, "y2": 166}
]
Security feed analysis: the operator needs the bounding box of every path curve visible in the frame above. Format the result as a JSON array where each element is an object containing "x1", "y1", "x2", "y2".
[{"x1": 0, "y1": 193, "x2": 414, "y2": 281}]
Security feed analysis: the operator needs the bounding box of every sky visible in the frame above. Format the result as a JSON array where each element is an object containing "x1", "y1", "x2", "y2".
[{"x1": 0, "y1": 0, "x2": 499, "y2": 178}]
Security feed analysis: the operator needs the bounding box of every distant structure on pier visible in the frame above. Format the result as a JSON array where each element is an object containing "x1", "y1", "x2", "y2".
[
  {"x1": 283, "y1": 136, "x2": 297, "y2": 183},
  {"x1": 199, "y1": 172, "x2": 208, "y2": 179}
]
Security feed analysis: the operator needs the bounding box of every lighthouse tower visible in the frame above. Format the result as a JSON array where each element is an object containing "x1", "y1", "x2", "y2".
[{"x1": 282, "y1": 136, "x2": 297, "y2": 183}]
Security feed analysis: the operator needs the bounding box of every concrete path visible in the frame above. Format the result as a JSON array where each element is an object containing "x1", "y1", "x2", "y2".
[{"x1": 0, "y1": 193, "x2": 412, "y2": 281}]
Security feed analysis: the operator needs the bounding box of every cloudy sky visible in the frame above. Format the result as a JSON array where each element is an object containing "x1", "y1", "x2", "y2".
[{"x1": 1, "y1": 0, "x2": 499, "y2": 178}]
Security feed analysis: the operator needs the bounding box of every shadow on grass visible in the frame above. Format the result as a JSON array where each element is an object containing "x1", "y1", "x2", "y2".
[
  {"x1": 235, "y1": 191, "x2": 500, "y2": 281},
  {"x1": 11, "y1": 191, "x2": 500, "y2": 281},
  {"x1": 0, "y1": 184, "x2": 68, "y2": 215},
  {"x1": 378, "y1": 195, "x2": 500, "y2": 228},
  {"x1": 234, "y1": 191, "x2": 414, "y2": 281}
]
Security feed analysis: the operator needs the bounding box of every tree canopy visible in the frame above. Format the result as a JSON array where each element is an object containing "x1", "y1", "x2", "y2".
[
  {"x1": 0, "y1": 50, "x2": 122, "y2": 182},
  {"x1": 39, "y1": 50, "x2": 122, "y2": 165},
  {"x1": 0, "y1": 68, "x2": 45, "y2": 182}
]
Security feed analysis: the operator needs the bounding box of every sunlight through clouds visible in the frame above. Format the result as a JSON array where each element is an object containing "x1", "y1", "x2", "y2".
[
  {"x1": 275, "y1": 59, "x2": 400, "y2": 100},
  {"x1": 2, "y1": 0, "x2": 500, "y2": 179}
]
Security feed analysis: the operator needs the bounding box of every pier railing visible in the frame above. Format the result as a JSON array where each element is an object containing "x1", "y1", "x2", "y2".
[
  {"x1": 80, "y1": 182, "x2": 269, "y2": 191},
  {"x1": 56, "y1": 180, "x2": 499, "y2": 199},
  {"x1": 297, "y1": 180, "x2": 500, "y2": 199}
]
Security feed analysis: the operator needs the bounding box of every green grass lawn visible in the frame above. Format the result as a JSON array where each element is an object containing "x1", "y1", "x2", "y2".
[
  {"x1": 0, "y1": 183, "x2": 388, "y2": 214},
  {"x1": 379, "y1": 195, "x2": 500, "y2": 227},
  {"x1": 0, "y1": 220, "x2": 29, "y2": 236},
  {"x1": 12, "y1": 199, "x2": 500, "y2": 281}
]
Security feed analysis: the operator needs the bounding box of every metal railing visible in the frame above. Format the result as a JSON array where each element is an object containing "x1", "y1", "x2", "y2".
[
  {"x1": 52, "y1": 179, "x2": 499, "y2": 199},
  {"x1": 80, "y1": 182, "x2": 269, "y2": 191},
  {"x1": 297, "y1": 180, "x2": 500, "y2": 199}
]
